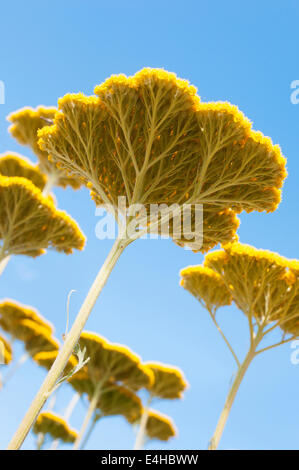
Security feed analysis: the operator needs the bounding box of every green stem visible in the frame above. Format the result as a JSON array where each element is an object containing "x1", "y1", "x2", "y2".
[
  {"x1": 7, "y1": 236, "x2": 130, "y2": 450},
  {"x1": 74, "y1": 382, "x2": 103, "y2": 450},
  {"x1": 208, "y1": 328, "x2": 264, "y2": 450}
]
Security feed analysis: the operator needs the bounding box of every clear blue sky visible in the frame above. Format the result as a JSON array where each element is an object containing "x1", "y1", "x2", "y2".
[{"x1": 0, "y1": 0, "x2": 298, "y2": 450}]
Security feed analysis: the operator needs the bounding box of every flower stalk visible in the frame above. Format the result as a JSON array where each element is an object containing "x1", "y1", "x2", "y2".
[
  {"x1": 7, "y1": 234, "x2": 130, "y2": 450},
  {"x1": 74, "y1": 381, "x2": 103, "y2": 450},
  {"x1": 134, "y1": 395, "x2": 152, "y2": 450},
  {"x1": 208, "y1": 326, "x2": 264, "y2": 450}
]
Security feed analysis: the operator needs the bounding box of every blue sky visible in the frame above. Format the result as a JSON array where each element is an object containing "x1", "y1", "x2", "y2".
[{"x1": 0, "y1": 0, "x2": 298, "y2": 450}]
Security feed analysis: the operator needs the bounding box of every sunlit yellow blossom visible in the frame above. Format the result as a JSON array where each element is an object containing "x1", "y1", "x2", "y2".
[
  {"x1": 0, "y1": 152, "x2": 46, "y2": 190},
  {"x1": 0, "y1": 176, "x2": 85, "y2": 259},
  {"x1": 0, "y1": 299, "x2": 53, "y2": 335},
  {"x1": 5, "y1": 318, "x2": 59, "y2": 356},
  {"x1": 168, "y1": 205, "x2": 240, "y2": 253},
  {"x1": 38, "y1": 68, "x2": 286, "y2": 250},
  {"x1": 32, "y1": 350, "x2": 77, "y2": 375},
  {"x1": 33, "y1": 411, "x2": 78, "y2": 443},
  {"x1": 180, "y1": 265, "x2": 232, "y2": 310},
  {"x1": 0, "y1": 334, "x2": 12, "y2": 364},
  {"x1": 96, "y1": 384, "x2": 142, "y2": 423},
  {"x1": 204, "y1": 243, "x2": 299, "y2": 328},
  {"x1": 68, "y1": 367, "x2": 95, "y2": 396},
  {"x1": 78, "y1": 332, "x2": 153, "y2": 390},
  {"x1": 7, "y1": 107, "x2": 81, "y2": 189},
  {"x1": 145, "y1": 362, "x2": 188, "y2": 399},
  {"x1": 145, "y1": 410, "x2": 177, "y2": 442}
]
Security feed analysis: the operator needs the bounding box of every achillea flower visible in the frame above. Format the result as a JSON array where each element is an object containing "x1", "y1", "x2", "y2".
[
  {"x1": 33, "y1": 411, "x2": 78, "y2": 444},
  {"x1": 33, "y1": 350, "x2": 78, "y2": 375},
  {"x1": 0, "y1": 152, "x2": 46, "y2": 191},
  {"x1": 78, "y1": 331, "x2": 153, "y2": 390},
  {"x1": 0, "y1": 300, "x2": 53, "y2": 335},
  {"x1": 204, "y1": 243, "x2": 299, "y2": 326},
  {"x1": 181, "y1": 243, "x2": 299, "y2": 450},
  {"x1": 6, "y1": 319, "x2": 59, "y2": 356},
  {"x1": 71, "y1": 331, "x2": 153, "y2": 449},
  {"x1": 0, "y1": 334, "x2": 12, "y2": 365},
  {"x1": 145, "y1": 410, "x2": 176, "y2": 442},
  {"x1": 96, "y1": 384, "x2": 142, "y2": 423},
  {"x1": 9, "y1": 69, "x2": 287, "y2": 450},
  {"x1": 145, "y1": 362, "x2": 188, "y2": 399},
  {"x1": 0, "y1": 176, "x2": 85, "y2": 261},
  {"x1": 38, "y1": 68, "x2": 286, "y2": 251},
  {"x1": 7, "y1": 107, "x2": 81, "y2": 190},
  {"x1": 134, "y1": 362, "x2": 187, "y2": 449},
  {"x1": 180, "y1": 265, "x2": 232, "y2": 310}
]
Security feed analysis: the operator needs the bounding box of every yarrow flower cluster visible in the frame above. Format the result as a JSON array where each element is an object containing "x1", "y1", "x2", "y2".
[{"x1": 5, "y1": 68, "x2": 290, "y2": 451}]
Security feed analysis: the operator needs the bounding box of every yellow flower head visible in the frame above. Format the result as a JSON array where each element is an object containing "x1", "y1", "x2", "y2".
[
  {"x1": 180, "y1": 265, "x2": 232, "y2": 310},
  {"x1": 68, "y1": 367, "x2": 95, "y2": 396},
  {"x1": 204, "y1": 243, "x2": 299, "y2": 330},
  {"x1": 0, "y1": 334, "x2": 12, "y2": 364},
  {"x1": 96, "y1": 384, "x2": 142, "y2": 423},
  {"x1": 0, "y1": 176, "x2": 85, "y2": 258},
  {"x1": 38, "y1": 68, "x2": 286, "y2": 249},
  {"x1": 146, "y1": 410, "x2": 177, "y2": 442},
  {"x1": 7, "y1": 318, "x2": 59, "y2": 356},
  {"x1": 0, "y1": 152, "x2": 46, "y2": 190},
  {"x1": 78, "y1": 331, "x2": 153, "y2": 390},
  {"x1": 168, "y1": 205, "x2": 240, "y2": 253},
  {"x1": 7, "y1": 107, "x2": 81, "y2": 189},
  {"x1": 33, "y1": 411, "x2": 78, "y2": 444},
  {"x1": 145, "y1": 362, "x2": 188, "y2": 399},
  {"x1": 0, "y1": 299, "x2": 53, "y2": 335},
  {"x1": 33, "y1": 350, "x2": 78, "y2": 375}
]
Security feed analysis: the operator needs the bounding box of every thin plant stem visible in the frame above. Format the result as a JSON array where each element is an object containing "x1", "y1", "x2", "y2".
[
  {"x1": 7, "y1": 235, "x2": 130, "y2": 450},
  {"x1": 36, "y1": 433, "x2": 45, "y2": 450},
  {"x1": 80, "y1": 413, "x2": 100, "y2": 450},
  {"x1": 208, "y1": 327, "x2": 264, "y2": 450},
  {"x1": 42, "y1": 174, "x2": 58, "y2": 197},
  {"x1": 134, "y1": 395, "x2": 152, "y2": 450},
  {"x1": 205, "y1": 305, "x2": 240, "y2": 368},
  {"x1": 73, "y1": 382, "x2": 103, "y2": 450},
  {"x1": 50, "y1": 392, "x2": 80, "y2": 450}
]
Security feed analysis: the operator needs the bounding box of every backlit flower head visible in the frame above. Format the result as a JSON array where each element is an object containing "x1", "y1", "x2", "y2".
[
  {"x1": 204, "y1": 243, "x2": 299, "y2": 331},
  {"x1": 78, "y1": 331, "x2": 153, "y2": 390},
  {"x1": 180, "y1": 265, "x2": 232, "y2": 310},
  {"x1": 38, "y1": 68, "x2": 286, "y2": 249},
  {"x1": 0, "y1": 176, "x2": 85, "y2": 258},
  {"x1": 33, "y1": 350, "x2": 78, "y2": 375},
  {"x1": 145, "y1": 410, "x2": 177, "y2": 442},
  {"x1": 168, "y1": 205, "x2": 240, "y2": 253},
  {"x1": 68, "y1": 368, "x2": 94, "y2": 396},
  {"x1": 0, "y1": 152, "x2": 46, "y2": 190},
  {"x1": 0, "y1": 334, "x2": 12, "y2": 365},
  {"x1": 145, "y1": 362, "x2": 188, "y2": 399},
  {"x1": 33, "y1": 411, "x2": 78, "y2": 444},
  {"x1": 96, "y1": 384, "x2": 142, "y2": 423},
  {"x1": 7, "y1": 319, "x2": 59, "y2": 356},
  {"x1": 7, "y1": 107, "x2": 81, "y2": 189},
  {"x1": 0, "y1": 299, "x2": 53, "y2": 335}
]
